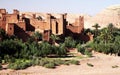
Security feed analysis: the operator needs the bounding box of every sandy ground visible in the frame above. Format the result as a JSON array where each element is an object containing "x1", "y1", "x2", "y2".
[{"x1": 0, "y1": 53, "x2": 120, "y2": 75}]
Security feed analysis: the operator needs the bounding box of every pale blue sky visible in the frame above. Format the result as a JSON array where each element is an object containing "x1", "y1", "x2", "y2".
[{"x1": 0, "y1": 0, "x2": 120, "y2": 15}]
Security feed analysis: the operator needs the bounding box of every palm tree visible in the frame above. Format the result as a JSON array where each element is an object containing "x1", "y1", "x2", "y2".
[
  {"x1": 100, "y1": 28, "x2": 112, "y2": 45},
  {"x1": 92, "y1": 23, "x2": 100, "y2": 37},
  {"x1": 108, "y1": 23, "x2": 114, "y2": 34}
]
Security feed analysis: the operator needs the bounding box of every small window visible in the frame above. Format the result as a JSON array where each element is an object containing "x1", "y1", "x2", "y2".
[
  {"x1": 56, "y1": 24, "x2": 58, "y2": 34},
  {"x1": 10, "y1": 28, "x2": 12, "y2": 30}
]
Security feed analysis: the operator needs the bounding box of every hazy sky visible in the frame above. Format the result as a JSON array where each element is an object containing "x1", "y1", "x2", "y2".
[{"x1": 0, "y1": 0, "x2": 120, "y2": 15}]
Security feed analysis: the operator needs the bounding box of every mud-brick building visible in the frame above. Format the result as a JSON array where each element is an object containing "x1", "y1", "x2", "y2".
[{"x1": 0, "y1": 9, "x2": 93, "y2": 41}]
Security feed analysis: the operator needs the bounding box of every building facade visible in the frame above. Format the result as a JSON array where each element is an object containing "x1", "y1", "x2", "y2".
[{"x1": 0, "y1": 9, "x2": 92, "y2": 41}]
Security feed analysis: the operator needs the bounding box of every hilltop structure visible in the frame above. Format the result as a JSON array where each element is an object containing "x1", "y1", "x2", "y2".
[{"x1": 0, "y1": 9, "x2": 93, "y2": 41}]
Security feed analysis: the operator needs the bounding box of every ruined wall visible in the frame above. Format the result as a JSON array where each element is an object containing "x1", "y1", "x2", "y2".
[{"x1": 67, "y1": 16, "x2": 84, "y2": 34}]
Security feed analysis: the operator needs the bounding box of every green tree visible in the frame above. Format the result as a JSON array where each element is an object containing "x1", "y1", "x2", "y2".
[
  {"x1": 32, "y1": 31, "x2": 42, "y2": 42},
  {"x1": 108, "y1": 23, "x2": 114, "y2": 34},
  {"x1": 64, "y1": 37, "x2": 76, "y2": 48},
  {"x1": 0, "y1": 39, "x2": 26, "y2": 59},
  {"x1": 50, "y1": 34, "x2": 59, "y2": 45},
  {"x1": 92, "y1": 23, "x2": 100, "y2": 37},
  {"x1": 0, "y1": 28, "x2": 6, "y2": 40},
  {"x1": 100, "y1": 28, "x2": 112, "y2": 45}
]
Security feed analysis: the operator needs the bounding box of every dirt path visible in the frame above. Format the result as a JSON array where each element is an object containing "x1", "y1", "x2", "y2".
[{"x1": 0, "y1": 53, "x2": 120, "y2": 75}]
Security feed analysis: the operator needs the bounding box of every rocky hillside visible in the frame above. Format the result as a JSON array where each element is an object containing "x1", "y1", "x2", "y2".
[
  {"x1": 86, "y1": 5, "x2": 120, "y2": 29},
  {"x1": 21, "y1": 5, "x2": 120, "y2": 29}
]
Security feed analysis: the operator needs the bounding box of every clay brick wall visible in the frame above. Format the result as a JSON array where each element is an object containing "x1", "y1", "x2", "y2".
[
  {"x1": 0, "y1": 14, "x2": 6, "y2": 30},
  {"x1": 16, "y1": 21, "x2": 26, "y2": 31},
  {"x1": 58, "y1": 14, "x2": 64, "y2": 35},
  {"x1": 32, "y1": 14, "x2": 36, "y2": 19},
  {"x1": 0, "y1": 9, "x2": 91, "y2": 42},
  {"x1": 46, "y1": 14, "x2": 51, "y2": 30},
  {"x1": 66, "y1": 25, "x2": 83, "y2": 34},
  {"x1": 43, "y1": 30, "x2": 50, "y2": 41},
  {"x1": 79, "y1": 16, "x2": 84, "y2": 28},
  {"x1": 66, "y1": 16, "x2": 84, "y2": 34},
  {"x1": 6, "y1": 23, "x2": 14, "y2": 35},
  {"x1": 30, "y1": 19, "x2": 47, "y2": 31},
  {"x1": 74, "y1": 18, "x2": 79, "y2": 26},
  {"x1": 51, "y1": 19, "x2": 57, "y2": 34},
  {"x1": 0, "y1": 20, "x2": 6, "y2": 30},
  {"x1": 13, "y1": 9, "x2": 19, "y2": 14},
  {"x1": 0, "y1": 9, "x2": 6, "y2": 14},
  {"x1": 6, "y1": 14, "x2": 18, "y2": 23},
  {"x1": 35, "y1": 21, "x2": 47, "y2": 32}
]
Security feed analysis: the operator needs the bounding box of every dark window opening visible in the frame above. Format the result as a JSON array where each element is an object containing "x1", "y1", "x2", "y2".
[
  {"x1": 10, "y1": 28, "x2": 12, "y2": 30},
  {"x1": 56, "y1": 23, "x2": 58, "y2": 34}
]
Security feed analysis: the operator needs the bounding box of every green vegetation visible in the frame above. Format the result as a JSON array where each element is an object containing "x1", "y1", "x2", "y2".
[
  {"x1": 0, "y1": 23, "x2": 120, "y2": 70},
  {"x1": 112, "y1": 65, "x2": 119, "y2": 68},
  {"x1": 87, "y1": 63, "x2": 94, "y2": 67},
  {"x1": 76, "y1": 44, "x2": 92, "y2": 57},
  {"x1": 92, "y1": 23, "x2": 100, "y2": 37},
  {"x1": 64, "y1": 37, "x2": 77, "y2": 48},
  {"x1": 8, "y1": 58, "x2": 79, "y2": 69},
  {"x1": 8, "y1": 59, "x2": 32, "y2": 70},
  {"x1": 68, "y1": 60, "x2": 80, "y2": 65},
  {"x1": 86, "y1": 23, "x2": 120, "y2": 56},
  {"x1": 0, "y1": 64, "x2": 2, "y2": 70}
]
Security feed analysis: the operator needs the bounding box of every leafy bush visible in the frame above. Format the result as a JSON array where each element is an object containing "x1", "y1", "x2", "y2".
[
  {"x1": 87, "y1": 63, "x2": 94, "y2": 67},
  {"x1": 44, "y1": 62, "x2": 55, "y2": 68},
  {"x1": 0, "y1": 39, "x2": 26, "y2": 59},
  {"x1": 84, "y1": 50, "x2": 92, "y2": 57},
  {"x1": 64, "y1": 37, "x2": 77, "y2": 48},
  {"x1": 112, "y1": 65, "x2": 119, "y2": 68},
  {"x1": 0, "y1": 57, "x2": 1, "y2": 63},
  {"x1": 63, "y1": 61, "x2": 70, "y2": 65},
  {"x1": 69, "y1": 60, "x2": 79, "y2": 65},
  {"x1": 8, "y1": 63, "x2": 20, "y2": 70},
  {"x1": 77, "y1": 44, "x2": 92, "y2": 57},
  {"x1": 0, "y1": 64, "x2": 2, "y2": 70},
  {"x1": 31, "y1": 57, "x2": 41, "y2": 66},
  {"x1": 54, "y1": 59, "x2": 64, "y2": 66},
  {"x1": 8, "y1": 59, "x2": 32, "y2": 70},
  {"x1": 39, "y1": 58, "x2": 50, "y2": 66},
  {"x1": 76, "y1": 44, "x2": 85, "y2": 54},
  {"x1": 57, "y1": 44, "x2": 67, "y2": 56}
]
